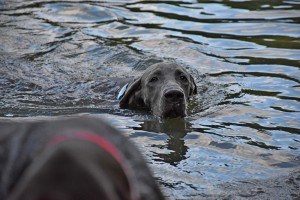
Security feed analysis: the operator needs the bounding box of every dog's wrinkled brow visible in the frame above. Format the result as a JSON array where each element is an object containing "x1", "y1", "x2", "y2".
[
  {"x1": 146, "y1": 70, "x2": 162, "y2": 79},
  {"x1": 175, "y1": 69, "x2": 186, "y2": 75},
  {"x1": 151, "y1": 70, "x2": 162, "y2": 75}
]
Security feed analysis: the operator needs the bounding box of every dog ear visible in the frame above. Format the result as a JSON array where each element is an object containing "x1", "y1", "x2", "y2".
[
  {"x1": 119, "y1": 78, "x2": 145, "y2": 108},
  {"x1": 189, "y1": 75, "x2": 197, "y2": 96}
]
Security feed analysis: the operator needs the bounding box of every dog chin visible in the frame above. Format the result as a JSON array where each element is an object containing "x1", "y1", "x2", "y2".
[{"x1": 159, "y1": 103, "x2": 187, "y2": 118}]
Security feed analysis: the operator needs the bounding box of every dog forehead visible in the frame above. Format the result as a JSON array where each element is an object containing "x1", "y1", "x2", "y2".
[
  {"x1": 143, "y1": 62, "x2": 186, "y2": 77},
  {"x1": 150, "y1": 62, "x2": 182, "y2": 70}
]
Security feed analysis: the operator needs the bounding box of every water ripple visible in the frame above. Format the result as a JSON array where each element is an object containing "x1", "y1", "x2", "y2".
[{"x1": 1, "y1": 0, "x2": 300, "y2": 198}]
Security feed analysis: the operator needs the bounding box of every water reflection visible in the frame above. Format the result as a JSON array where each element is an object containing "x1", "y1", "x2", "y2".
[
  {"x1": 42, "y1": 3, "x2": 119, "y2": 23},
  {"x1": 135, "y1": 118, "x2": 191, "y2": 166}
]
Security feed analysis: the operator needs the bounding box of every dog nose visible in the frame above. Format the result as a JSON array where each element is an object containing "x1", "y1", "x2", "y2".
[{"x1": 164, "y1": 89, "x2": 184, "y2": 103}]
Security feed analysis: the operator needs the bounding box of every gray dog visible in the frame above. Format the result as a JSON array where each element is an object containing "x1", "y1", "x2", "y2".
[
  {"x1": 0, "y1": 116, "x2": 165, "y2": 200},
  {"x1": 118, "y1": 62, "x2": 197, "y2": 118}
]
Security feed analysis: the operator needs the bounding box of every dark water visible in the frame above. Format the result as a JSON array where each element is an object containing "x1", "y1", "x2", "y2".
[{"x1": 1, "y1": 0, "x2": 300, "y2": 199}]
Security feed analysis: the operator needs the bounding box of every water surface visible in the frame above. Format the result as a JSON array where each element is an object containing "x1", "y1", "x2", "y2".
[{"x1": 1, "y1": 0, "x2": 300, "y2": 199}]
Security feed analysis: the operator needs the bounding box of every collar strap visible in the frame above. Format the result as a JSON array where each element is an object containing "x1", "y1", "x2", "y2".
[
  {"x1": 117, "y1": 83, "x2": 128, "y2": 100},
  {"x1": 50, "y1": 131, "x2": 123, "y2": 163}
]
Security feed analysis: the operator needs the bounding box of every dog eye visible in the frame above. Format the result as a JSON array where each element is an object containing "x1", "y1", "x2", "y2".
[
  {"x1": 180, "y1": 75, "x2": 188, "y2": 82},
  {"x1": 150, "y1": 76, "x2": 158, "y2": 82}
]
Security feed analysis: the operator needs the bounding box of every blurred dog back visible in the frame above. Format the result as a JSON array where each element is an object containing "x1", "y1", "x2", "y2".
[{"x1": 0, "y1": 116, "x2": 165, "y2": 200}]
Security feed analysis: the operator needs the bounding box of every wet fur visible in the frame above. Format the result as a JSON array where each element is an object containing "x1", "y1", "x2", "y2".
[{"x1": 119, "y1": 62, "x2": 197, "y2": 118}]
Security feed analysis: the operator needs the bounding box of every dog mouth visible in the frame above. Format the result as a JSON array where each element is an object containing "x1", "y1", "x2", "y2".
[
  {"x1": 149, "y1": 87, "x2": 188, "y2": 118},
  {"x1": 161, "y1": 87, "x2": 187, "y2": 118},
  {"x1": 161, "y1": 102, "x2": 186, "y2": 118}
]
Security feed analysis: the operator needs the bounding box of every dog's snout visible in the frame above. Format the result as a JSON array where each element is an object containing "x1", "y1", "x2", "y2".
[{"x1": 164, "y1": 89, "x2": 184, "y2": 102}]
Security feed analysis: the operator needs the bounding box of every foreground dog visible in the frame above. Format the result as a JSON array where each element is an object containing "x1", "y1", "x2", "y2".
[
  {"x1": 0, "y1": 116, "x2": 165, "y2": 200},
  {"x1": 119, "y1": 62, "x2": 197, "y2": 118}
]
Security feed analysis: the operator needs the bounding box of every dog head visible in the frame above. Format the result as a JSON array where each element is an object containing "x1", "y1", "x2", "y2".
[{"x1": 119, "y1": 62, "x2": 197, "y2": 118}]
